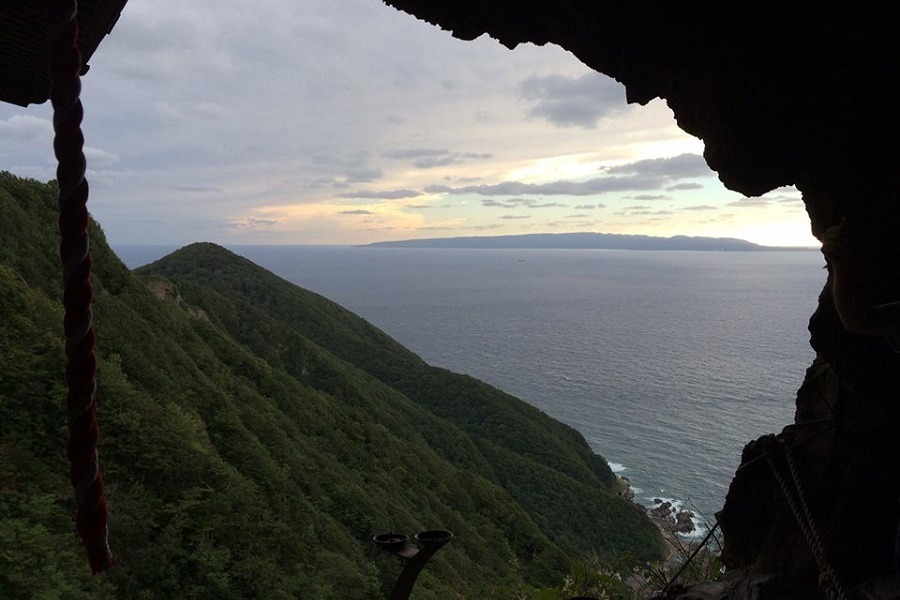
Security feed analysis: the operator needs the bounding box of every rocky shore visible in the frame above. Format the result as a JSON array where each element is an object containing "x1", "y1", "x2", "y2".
[
  {"x1": 649, "y1": 498, "x2": 697, "y2": 536},
  {"x1": 616, "y1": 476, "x2": 703, "y2": 568},
  {"x1": 615, "y1": 475, "x2": 720, "y2": 597}
]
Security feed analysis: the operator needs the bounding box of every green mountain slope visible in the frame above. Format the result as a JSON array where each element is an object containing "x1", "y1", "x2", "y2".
[
  {"x1": 138, "y1": 242, "x2": 661, "y2": 558},
  {"x1": 0, "y1": 172, "x2": 662, "y2": 599}
]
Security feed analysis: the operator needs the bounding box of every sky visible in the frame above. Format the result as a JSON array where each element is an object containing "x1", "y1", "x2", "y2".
[{"x1": 0, "y1": 0, "x2": 818, "y2": 247}]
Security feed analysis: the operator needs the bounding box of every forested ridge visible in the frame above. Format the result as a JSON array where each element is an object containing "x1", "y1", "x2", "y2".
[{"x1": 0, "y1": 172, "x2": 662, "y2": 599}]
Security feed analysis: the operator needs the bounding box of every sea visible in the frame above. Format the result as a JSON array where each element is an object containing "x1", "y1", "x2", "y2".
[{"x1": 116, "y1": 245, "x2": 826, "y2": 532}]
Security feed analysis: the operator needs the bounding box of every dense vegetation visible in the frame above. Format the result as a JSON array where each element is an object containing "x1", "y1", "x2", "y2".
[{"x1": 0, "y1": 172, "x2": 662, "y2": 598}]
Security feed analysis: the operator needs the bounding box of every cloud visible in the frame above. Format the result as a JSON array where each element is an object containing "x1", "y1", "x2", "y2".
[
  {"x1": 605, "y1": 153, "x2": 710, "y2": 179},
  {"x1": 499, "y1": 215, "x2": 531, "y2": 220},
  {"x1": 383, "y1": 148, "x2": 447, "y2": 159},
  {"x1": 344, "y1": 167, "x2": 384, "y2": 183},
  {"x1": 616, "y1": 206, "x2": 674, "y2": 216},
  {"x1": 473, "y1": 110, "x2": 498, "y2": 123},
  {"x1": 566, "y1": 214, "x2": 589, "y2": 218},
  {"x1": 153, "y1": 101, "x2": 229, "y2": 123},
  {"x1": 630, "y1": 194, "x2": 669, "y2": 201},
  {"x1": 681, "y1": 205, "x2": 718, "y2": 211},
  {"x1": 312, "y1": 151, "x2": 370, "y2": 167},
  {"x1": 574, "y1": 203, "x2": 600, "y2": 209},
  {"x1": 0, "y1": 115, "x2": 53, "y2": 143},
  {"x1": 770, "y1": 194, "x2": 803, "y2": 205},
  {"x1": 231, "y1": 217, "x2": 279, "y2": 229},
  {"x1": 405, "y1": 204, "x2": 431, "y2": 209},
  {"x1": 424, "y1": 154, "x2": 708, "y2": 200},
  {"x1": 173, "y1": 184, "x2": 224, "y2": 193},
  {"x1": 103, "y1": 11, "x2": 235, "y2": 84},
  {"x1": 631, "y1": 210, "x2": 674, "y2": 216},
  {"x1": 84, "y1": 147, "x2": 121, "y2": 167},
  {"x1": 482, "y1": 199, "x2": 519, "y2": 208},
  {"x1": 414, "y1": 153, "x2": 492, "y2": 169},
  {"x1": 727, "y1": 197, "x2": 770, "y2": 208},
  {"x1": 340, "y1": 189, "x2": 422, "y2": 199},
  {"x1": 340, "y1": 209, "x2": 376, "y2": 215},
  {"x1": 310, "y1": 152, "x2": 383, "y2": 184},
  {"x1": 480, "y1": 198, "x2": 569, "y2": 209},
  {"x1": 667, "y1": 182, "x2": 705, "y2": 191},
  {"x1": 520, "y1": 72, "x2": 624, "y2": 128},
  {"x1": 438, "y1": 175, "x2": 667, "y2": 197},
  {"x1": 383, "y1": 148, "x2": 494, "y2": 169}
]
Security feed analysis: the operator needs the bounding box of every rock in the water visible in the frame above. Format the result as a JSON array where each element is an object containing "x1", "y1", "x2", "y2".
[
  {"x1": 651, "y1": 501, "x2": 674, "y2": 520},
  {"x1": 675, "y1": 510, "x2": 696, "y2": 534}
]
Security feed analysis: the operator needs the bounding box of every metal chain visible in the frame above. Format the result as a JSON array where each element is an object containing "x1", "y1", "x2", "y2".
[
  {"x1": 48, "y1": 0, "x2": 114, "y2": 573},
  {"x1": 765, "y1": 437, "x2": 847, "y2": 600}
]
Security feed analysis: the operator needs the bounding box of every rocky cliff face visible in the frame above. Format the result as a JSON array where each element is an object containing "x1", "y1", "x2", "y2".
[{"x1": 380, "y1": 2, "x2": 900, "y2": 598}]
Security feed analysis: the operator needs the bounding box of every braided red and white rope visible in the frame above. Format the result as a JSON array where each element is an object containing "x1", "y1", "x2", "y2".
[{"x1": 48, "y1": 0, "x2": 114, "y2": 573}]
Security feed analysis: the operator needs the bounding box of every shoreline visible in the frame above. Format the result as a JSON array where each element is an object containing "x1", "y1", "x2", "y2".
[
  {"x1": 648, "y1": 509, "x2": 700, "y2": 569},
  {"x1": 616, "y1": 475, "x2": 704, "y2": 569}
]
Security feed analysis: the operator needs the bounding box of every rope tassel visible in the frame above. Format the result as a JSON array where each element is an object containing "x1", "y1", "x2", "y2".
[{"x1": 48, "y1": 0, "x2": 114, "y2": 573}]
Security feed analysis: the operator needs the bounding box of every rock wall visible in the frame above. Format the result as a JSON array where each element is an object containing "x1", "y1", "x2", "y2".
[{"x1": 380, "y1": 2, "x2": 900, "y2": 597}]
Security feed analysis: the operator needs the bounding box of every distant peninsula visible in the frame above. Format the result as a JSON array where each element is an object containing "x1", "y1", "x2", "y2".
[{"x1": 367, "y1": 232, "x2": 778, "y2": 251}]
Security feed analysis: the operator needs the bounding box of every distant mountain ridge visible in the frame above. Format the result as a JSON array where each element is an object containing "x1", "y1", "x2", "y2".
[{"x1": 368, "y1": 231, "x2": 766, "y2": 250}]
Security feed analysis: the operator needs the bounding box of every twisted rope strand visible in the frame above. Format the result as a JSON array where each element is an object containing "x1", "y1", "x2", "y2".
[
  {"x1": 49, "y1": 0, "x2": 114, "y2": 574},
  {"x1": 765, "y1": 437, "x2": 847, "y2": 600},
  {"x1": 779, "y1": 439, "x2": 846, "y2": 600}
]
